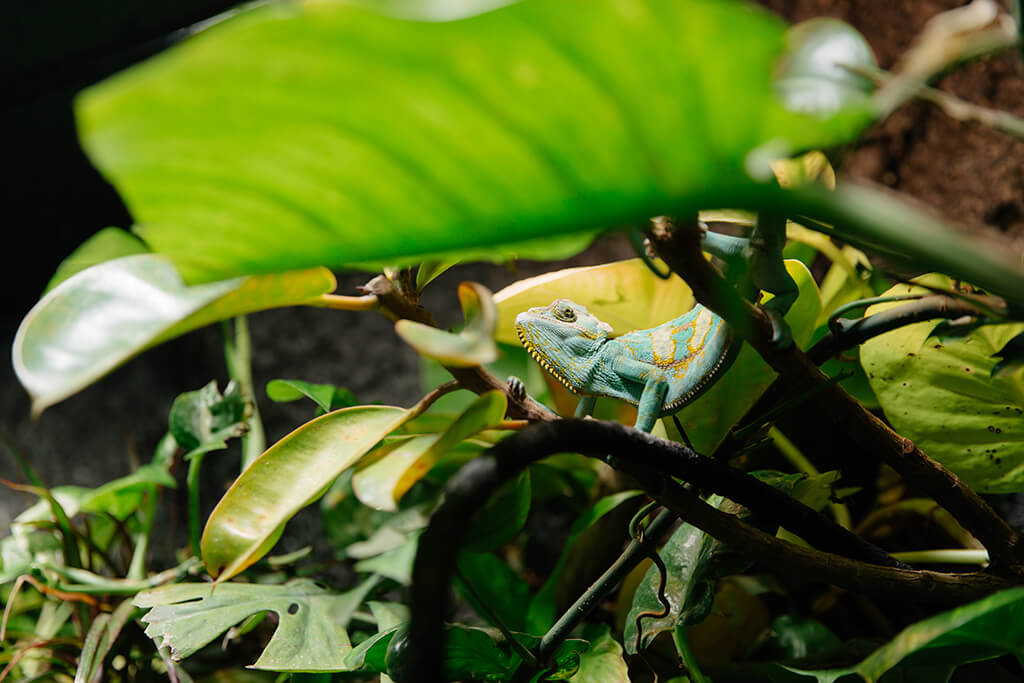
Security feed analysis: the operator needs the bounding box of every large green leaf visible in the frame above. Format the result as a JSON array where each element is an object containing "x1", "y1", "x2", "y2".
[
  {"x1": 568, "y1": 625, "x2": 629, "y2": 683},
  {"x1": 45, "y1": 227, "x2": 148, "y2": 292},
  {"x1": 77, "y1": 0, "x2": 867, "y2": 284},
  {"x1": 135, "y1": 578, "x2": 379, "y2": 671},
  {"x1": 861, "y1": 277, "x2": 1024, "y2": 492},
  {"x1": 202, "y1": 405, "x2": 412, "y2": 580},
  {"x1": 13, "y1": 254, "x2": 336, "y2": 414}
]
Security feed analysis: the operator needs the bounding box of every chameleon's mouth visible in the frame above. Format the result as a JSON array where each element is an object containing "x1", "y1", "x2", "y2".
[{"x1": 515, "y1": 323, "x2": 579, "y2": 395}]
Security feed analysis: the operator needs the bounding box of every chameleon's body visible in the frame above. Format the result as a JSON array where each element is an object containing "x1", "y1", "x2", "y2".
[{"x1": 515, "y1": 300, "x2": 738, "y2": 432}]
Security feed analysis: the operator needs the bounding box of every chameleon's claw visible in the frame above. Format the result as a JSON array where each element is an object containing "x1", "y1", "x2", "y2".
[
  {"x1": 505, "y1": 375, "x2": 527, "y2": 402},
  {"x1": 761, "y1": 305, "x2": 793, "y2": 349}
]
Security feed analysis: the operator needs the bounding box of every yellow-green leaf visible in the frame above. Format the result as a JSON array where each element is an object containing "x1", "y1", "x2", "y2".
[{"x1": 202, "y1": 405, "x2": 411, "y2": 579}]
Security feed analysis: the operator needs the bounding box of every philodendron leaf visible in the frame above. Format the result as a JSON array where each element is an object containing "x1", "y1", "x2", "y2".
[
  {"x1": 77, "y1": 0, "x2": 869, "y2": 284},
  {"x1": 13, "y1": 254, "x2": 336, "y2": 415},
  {"x1": 493, "y1": 258, "x2": 697, "y2": 342},
  {"x1": 169, "y1": 380, "x2": 249, "y2": 454},
  {"x1": 395, "y1": 282, "x2": 498, "y2": 367},
  {"x1": 46, "y1": 227, "x2": 148, "y2": 292},
  {"x1": 352, "y1": 391, "x2": 507, "y2": 511},
  {"x1": 202, "y1": 406, "x2": 413, "y2": 580},
  {"x1": 625, "y1": 495, "x2": 746, "y2": 654},
  {"x1": 861, "y1": 276, "x2": 1024, "y2": 492},
  {"x1": 135, "y1": 577, "x2": 379, "y2": 671}
]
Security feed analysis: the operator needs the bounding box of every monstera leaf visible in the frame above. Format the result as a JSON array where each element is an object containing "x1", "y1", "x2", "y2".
[
  {"x1": 135, "y1": 578, "x2": 379, "y2": 671},
  {"x1": 77, "y1": 0, "x2": 869, "y2": 284}
]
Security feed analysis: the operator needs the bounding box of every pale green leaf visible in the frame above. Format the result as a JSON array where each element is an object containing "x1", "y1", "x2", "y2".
[
  {"x1": 568, "y1": 625, "x2": 629, "y2": 683},
  {"x1": 14, "y1": 255, "x2": 336, "y2": 414},
  {"x1": 135, "y1": 578, "x2": 379, "y2": 671},
  {"x1": 46, "y1": 227, "x2": 148, "y2": 292}
]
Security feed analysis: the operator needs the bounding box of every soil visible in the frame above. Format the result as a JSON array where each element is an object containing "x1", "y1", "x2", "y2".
[{"x1": 762, "y1": 0, "x2": 1024, "y2": 249}]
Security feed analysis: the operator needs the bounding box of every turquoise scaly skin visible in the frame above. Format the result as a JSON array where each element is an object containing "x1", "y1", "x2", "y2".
[{"x1": 515, "y1": 299, "x2": 738, "y2": 432}]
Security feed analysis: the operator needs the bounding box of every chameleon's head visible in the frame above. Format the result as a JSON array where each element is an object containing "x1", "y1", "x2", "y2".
[{"x1": 514, "y1": 299, "x2": 612, "y2": 391}]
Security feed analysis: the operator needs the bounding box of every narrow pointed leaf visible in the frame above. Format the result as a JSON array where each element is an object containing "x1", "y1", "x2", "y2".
[
  {"x1": 77, "y1": 0, "x2": 868, "y2": 284},
  {"x1": 14, "y1": 255, "x2": 336, "y2": 414},
  {"x1": 202, "y1": 406, "x2": 411, "y2": 579},
  {"x1": 395, "y1": 283, "x2": 498, "y2": 367}
]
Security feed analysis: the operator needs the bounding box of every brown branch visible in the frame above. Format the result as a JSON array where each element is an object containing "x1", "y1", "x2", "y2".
[
  {"x1": 407, "y1": 419, "x2": 1014, "y2": 683},
  {"x1": 359, "y1": 274, "x2": 553, "y2": 422},
  {"x1": 647, "y1": 218, "x2": 1024, "y2": 575}
]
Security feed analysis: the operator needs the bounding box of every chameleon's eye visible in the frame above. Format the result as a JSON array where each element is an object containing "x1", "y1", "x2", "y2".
[{"x1": 553, "y1": 305, "x2": 577, "y2": 322}]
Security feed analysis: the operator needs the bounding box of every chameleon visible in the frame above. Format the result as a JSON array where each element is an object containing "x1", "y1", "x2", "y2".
[{"x1": 514, "y1": 299, "x2": 739, "y2": 433}]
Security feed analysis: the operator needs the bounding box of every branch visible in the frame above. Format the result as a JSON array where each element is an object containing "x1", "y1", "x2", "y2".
[
  {"x1": 407, "y1": 420, "x2": 1014, "y2": 683},
  {"x1": 647, "y1": 219, "x2": 1024, "y2": 574},
  {"x1": 359, "y1": 274, "x2": 553, "y2": 422},
  {"x1": 808, "y1": 294, "x2": 1003, "y2": 363}
]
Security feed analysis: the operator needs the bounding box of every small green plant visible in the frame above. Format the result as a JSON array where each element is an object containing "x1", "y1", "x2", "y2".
[{"x1": 6, "y1": 0, "x2": 1024, "y2": 681}]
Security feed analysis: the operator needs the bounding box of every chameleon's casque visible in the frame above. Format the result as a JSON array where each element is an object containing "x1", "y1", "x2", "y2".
[{"x1": 515, "y1": 299, "x2": 738, "y2": 432}]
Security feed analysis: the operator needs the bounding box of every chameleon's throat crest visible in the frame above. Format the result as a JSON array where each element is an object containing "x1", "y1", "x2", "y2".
[{"x1": 516, "y1": 326, "x2": 580, "y2": 394}]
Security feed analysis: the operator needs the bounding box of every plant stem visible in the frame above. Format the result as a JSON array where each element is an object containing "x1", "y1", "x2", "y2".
[
  {"x1": 222, "y1": 316, "x2": 265, "y2": 470},
  {"x1": 769, "y1": 427, "x2": 852, "y2": 530},
  {"x1": 455, "y1": 568, "x2": 540, "y2": 670},
  {"x1": 672, "y1": 623, "x2": 710, "y2": 683},
  {"x1": 186, "y1": 453, "x2": 204, "y2": 560},
  {"x1": 536, "y1": 509, "x2": 676, "y2": 663},
  {"x1": 892, "y1": 549, "x2": 990, "y2": 565},
  {"x1": 307, "y1": 293, "x2": 379, "y2": 311}
]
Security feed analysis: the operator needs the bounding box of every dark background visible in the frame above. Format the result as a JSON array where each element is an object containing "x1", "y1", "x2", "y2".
[{"x1": 3, "y1": 0, "x2": 1022, "y2": 541}]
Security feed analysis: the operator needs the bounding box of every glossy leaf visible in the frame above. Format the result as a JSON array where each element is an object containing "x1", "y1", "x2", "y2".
[
  {"x1": 202, "y1": 405, "x2": 412, "y2": 579},
  {"x1": 14, "y1": 254, "x2": 336, "y2": 414},
  {"x1": 861, "y1": 277, "x2": 1024, "y2": 492},
  {"x1": 774, "y1": 18, "x2": 876, "y2": 117},
  {"x1": 265, "y1": 379, "x2": 358, "y2": 415},
  {"x1": 456, "y1": 552, "x2": 532, "y2": 632},
  {"x1": 135, "y1": 578, "x2": 378, "y2": 671},
  {"x1": 854, "y1": 587, "x2": 1024, "y2": 680},
  {"x1": 46, "y1": 227, "x2": 148, "y2": 292},
  {"x1": 625, "y1": 495, "x2": 744, "y2": 654},
  {"x1": 352, "y1": 391, "x2": 507, "y2": 511},
  {"x1": 669, "y1": 259, "x2": 822, "y2": 453},
  {"x1": 77, "y1": 0, "x2": 868, "y2": 284},
  {"x1": 494, "y1": 258, "x2": 696, "y2": 343},
  {"x1": 395, "y1": 282, "x2": 498, "y2": 367}
]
